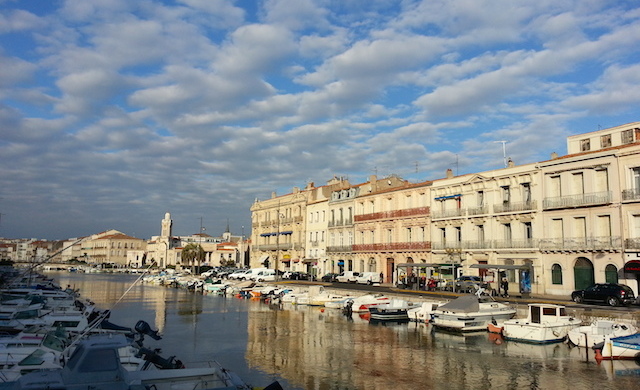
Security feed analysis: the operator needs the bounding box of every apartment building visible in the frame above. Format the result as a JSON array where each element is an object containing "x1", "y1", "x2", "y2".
[
  {"x1": 250, "y1": 185, "x2": 310, "y2": 273},
  {"x1": 249, "y1": 121, "x2": 640, "y2": 297},
  {"x1": 353, "y1": 181, "x2": 432, "y2": 284}
]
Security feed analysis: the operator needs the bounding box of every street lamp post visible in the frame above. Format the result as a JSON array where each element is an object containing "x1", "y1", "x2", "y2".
[{"x1": 445, "y1": 247, "x2": 465, "y2": 292}]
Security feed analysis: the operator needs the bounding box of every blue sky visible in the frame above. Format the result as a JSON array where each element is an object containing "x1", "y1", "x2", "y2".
[{"x1": 1, "y1": 0, "x2": 639, "y2": 241}]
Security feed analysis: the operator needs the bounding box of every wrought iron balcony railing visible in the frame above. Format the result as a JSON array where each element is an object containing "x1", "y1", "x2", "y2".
[{"x1": 543, "y1": 191, "x2": 612, "y2": 210}]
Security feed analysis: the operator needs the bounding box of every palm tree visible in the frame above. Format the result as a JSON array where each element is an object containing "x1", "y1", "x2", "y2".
[{"x1": 181, "y1": 243, "x2": 205, "y2": 273}]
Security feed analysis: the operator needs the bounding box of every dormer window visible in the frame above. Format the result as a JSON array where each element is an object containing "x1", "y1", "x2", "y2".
[{"x1": 580, "y1": 139, "x2": 590, "y2": 151}]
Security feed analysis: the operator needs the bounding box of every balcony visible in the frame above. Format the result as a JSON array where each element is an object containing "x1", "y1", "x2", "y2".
[
  {"x1": 431, "y1": 208, "x2": 465, "y2": 219},
  {"x1": 253, "y1": 243, "x2": 293, "y2": 251},
  {"x1": 492, "y1": 239, "x2": 537, "y2": 249},
  {"x1": 543, "y1": 191, "x2": 612, "y2": 210},
  {"x1": 467, "y1": 205, "x2": 488, "y2": 216},
  {"x1": 622, "y1": 188, "x2": 640, "y2": 201},
  {"x1": 355, "y1": 207, "x2": 429, "y2": 222},
  {"x1": 326, "y1": 245, "x2": 353, "y2": 253},
  {"x1": 352, "y1": 242, "x2": 431, "y2": 252},
  {"x1": 328, "y1": 218, "x2": 353, "y2": 227},
  {"x1": 493, "y1": 200, "x2": 537, "y2": 213},
  {"x1": 539, "y1": 236, "x2": 621, "y2": 251},
  {"x1": 626, "y1": 238, "x2": 640, "y2": 249}
]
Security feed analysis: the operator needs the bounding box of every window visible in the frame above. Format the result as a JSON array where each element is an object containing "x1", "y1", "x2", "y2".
[
  {"x1": 600, "y1": 134, "x2": 611, "y2": 148},
  {"x1": 406, "y1": 227, "x2": 412, "y2": 242},
  {"x1": 580, "y1": 138, "x2": 590, "y2": 151},
  {"x1": 387, "y1": 229, "x2": 392, "y2": 243},
  {"x1": 440, "y1": 228, "x2": 446, "y2": 244},
  {"x1": 524, "y1": 222, "x2": 532, "y2": 240},
  {"x1": 477, "y1": 191, "x2": 484, "y2": 206},
  {"x1": 522, "y1": 183, "x2": 531, "y2": 203},
  {"x1": 503, "y1": 223, "x2": 512, "y2": 241},
  {"x1": 477, "y1": 225, "x2": 485, "y2": 243},
  {"x1": 572, "y1": 172, "x2": 584, "y2": 195},
  {"x1": 551, "y1": 264, "x2": 562, "y2": 284},
  {"x1": 632, "y1": 167, "x2": 640, "y2": 190},
  {"x1": 622, "y1": 129, "x2": 634, "y2": 144},
  {"x1": 502, "y1": 186, "x2": 510, "y2": 203},
  {"x1": 455, "y1": 226, "x2": 462, "y2": 242}
]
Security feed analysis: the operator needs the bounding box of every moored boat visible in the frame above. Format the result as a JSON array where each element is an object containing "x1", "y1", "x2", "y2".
[
  {"x1": 368, "y1": 299, "x2": 412, "y2": 321},
  {"x1": 568, "y1": 320, "x2": 638, "y2": 348},
  {"x1": 407, "y1": 301, "x2": 446, "y2": 323},
  {"x1": 594, "y1": 333, "x2": 640, "y2": 360},
  {"x1": 502, "y1": 303, "x2": 582, "y2": 344},
  {"x1": 431, "y1": 294, "x2": 516, "y2": 332}
]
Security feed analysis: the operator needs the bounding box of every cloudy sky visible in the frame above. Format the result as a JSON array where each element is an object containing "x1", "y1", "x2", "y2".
[{"x1": 1, "y1": 0, "x2": 639, "y2": 241}]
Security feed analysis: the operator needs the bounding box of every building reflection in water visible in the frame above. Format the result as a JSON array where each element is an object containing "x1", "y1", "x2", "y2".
[{"x1": 245, "y1": 301, "x2": 639, "y2": 390}]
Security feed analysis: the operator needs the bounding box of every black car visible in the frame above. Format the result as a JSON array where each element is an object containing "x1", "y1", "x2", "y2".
[
  {"x1": 571, "y1": 283, "x2": 636, "y2": 306},
  {"x1": 321, "y1": 273, "x2": 339, "y2": 282}
]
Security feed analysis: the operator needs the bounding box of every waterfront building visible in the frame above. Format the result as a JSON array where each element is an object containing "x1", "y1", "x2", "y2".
[
  {"x1": 353, "y1": 179, "x2": 431, "y2": 284},
  {"x1": 250, "y1": 184, "x2": 311, "y2": 273},
  {"x1": 249, "y1": 121, "x2": 640, "y2": 297}
]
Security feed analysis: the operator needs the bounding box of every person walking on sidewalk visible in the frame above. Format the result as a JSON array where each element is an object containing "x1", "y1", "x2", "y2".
[{"x1": 501, "y1": 277, "x2": 509, "y2": 297}]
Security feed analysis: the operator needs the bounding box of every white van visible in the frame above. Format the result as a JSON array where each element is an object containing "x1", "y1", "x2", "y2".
[
  {"x1": 242, "y1": 268, "x2": 268, "y2": 281},
  {"x1": 356, "y1": 272, "x2": 379, "y2": 285},
  {"x1": 252, "y1": 269, "x2": 276, "y2": 282},
  {"x1": 336, "y1": 271, "x2": 360, "y2": 283}
]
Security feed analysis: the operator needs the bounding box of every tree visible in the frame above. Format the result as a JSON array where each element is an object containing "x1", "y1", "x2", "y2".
[{"x1": 181, "y1": 243, "x2": 205, "y2": 273}]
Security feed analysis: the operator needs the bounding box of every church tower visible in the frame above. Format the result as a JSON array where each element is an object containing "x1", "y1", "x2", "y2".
[{"x1": 161, "y1": 212, "x2": 172, "y2": 238}]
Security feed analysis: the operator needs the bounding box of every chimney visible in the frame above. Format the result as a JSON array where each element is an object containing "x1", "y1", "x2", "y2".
[
  {"x1": 507, "y1": 158, "x2": 514, "y2": 168},
  {"x1": 551, "y1": 152, "x2": 558, "y2": 159},
  {"x1": 271, "y1": 191, "x2": 277, "y2": 199},
  {"x1": 446, "y1": 169, "x2": 454, "y2": 179}
]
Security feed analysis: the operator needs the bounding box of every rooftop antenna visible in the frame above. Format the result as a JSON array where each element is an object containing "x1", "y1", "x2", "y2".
[{"x1": 494, "y1": 140, "x2": 508, "y2": 168}]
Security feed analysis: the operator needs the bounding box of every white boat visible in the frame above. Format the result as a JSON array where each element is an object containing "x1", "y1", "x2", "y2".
[
  {"x1": 430, "y1": 294, "x2": 516, "y2": 332},
  {"x1": 501, "y1": 303, "x2": 582, "y2": 344},
  {"x1": 407, "y1": 301, "x2": 446, "y2": 323},
  {"x1": 0, "y1": 333, "x2": 277, "y2": 390},
  {"x1": 343, "y1": 294, "x2": 391, "y2": 313},
  {"x1": 594, "y1": 333, "x2": 640, "y2": 360},
  {"x1": 368, "y1": 299, "x2": 413, "y2": 321},
  {"x1": 568, "y1": 320, "x2": 638, "y2": 348}
]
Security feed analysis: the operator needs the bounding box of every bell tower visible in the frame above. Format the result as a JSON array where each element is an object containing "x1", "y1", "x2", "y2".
[{"x1": 161, "y1": 212, "x2": 172, "y2": 238}]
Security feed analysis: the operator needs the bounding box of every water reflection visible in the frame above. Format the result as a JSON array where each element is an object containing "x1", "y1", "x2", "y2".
[{"x1": 48, "y1": 272, "x2": 639, "y2": 390}]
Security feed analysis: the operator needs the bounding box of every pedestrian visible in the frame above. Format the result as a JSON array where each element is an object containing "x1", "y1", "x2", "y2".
[
  {"x1": 501, "y1": 277, "x2": 509, "y2": 297},
  {"x1": 379, "y1": 272, "x2": 383, "y2": 284}
]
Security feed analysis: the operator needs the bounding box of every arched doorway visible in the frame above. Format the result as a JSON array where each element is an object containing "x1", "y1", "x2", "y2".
[
  {"x1": 574, "y1": 257, "x2": 594, "y2": 290},
  {"x1": 605, "y1": 264, "x2": 618, "y2": 283}
]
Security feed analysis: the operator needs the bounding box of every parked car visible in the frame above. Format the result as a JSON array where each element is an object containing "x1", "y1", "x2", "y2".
[
  {"x1": 444, "y1": 276, "x2": 483, "y2": 292},
  {"x1": 283, "y1": 271, "x2": 310, "y2": 280},
  {"x1": 571, "y1": 283, "x2": 636, "y2": 306},
  {"x1": 355, "y1": 272, "x2": 379, "y2": 285},
  {"x1": 227, "y1": 269, "x2": 250, "y2": 280},
  {"x1": 336, "y1": 271, "x2": 360, "y2": 283},
  {"x1": 321, "y1": 273, "x2": 339, "y2": 282}
]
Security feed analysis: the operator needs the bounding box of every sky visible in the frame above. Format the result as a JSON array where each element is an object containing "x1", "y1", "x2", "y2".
[{"x1": 1, "y1": 0, "x2": 639, "y2": 241}]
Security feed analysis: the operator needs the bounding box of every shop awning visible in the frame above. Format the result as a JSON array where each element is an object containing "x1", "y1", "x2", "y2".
[
  {"x1": 258, "y1": 255, "x2": 269, "y2": 263},
  {"x1": 434, "y1": 194, "x2": 461, "y2": 200},
  {"x1": 624, "y1": 260, "x2": 640, "y2": 273}
]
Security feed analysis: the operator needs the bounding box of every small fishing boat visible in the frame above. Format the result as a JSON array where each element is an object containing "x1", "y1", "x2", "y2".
[
  {"x1": 501, "y1": 303, "x2": 582, "y2": 344},
  {"x1": 594, "y1": 333, "x2": 640, "y2": 360},
  {"x1": 407, "y1": 301, "x2": 446, "y2": 323},
  {"x1": 368, "y1": 299, "x2": 413, "y2": 321},
  {"x1": 431, "y1": 294, "x2": 516, "y2": 332},
  {"x1": 568, "y1": 320, "x2": 638, "y2": 348}
]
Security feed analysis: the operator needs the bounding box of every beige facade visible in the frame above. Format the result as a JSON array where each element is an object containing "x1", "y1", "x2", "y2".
[
  {"x1": 353, "y1": 181, "x2": 431, "y2": 284},
  {"x1": 250, "y1": 185, "x2": 310, "y2": 272},
  {"x1": 249, "y1": 121, "x2": 640, "y2": 297}
]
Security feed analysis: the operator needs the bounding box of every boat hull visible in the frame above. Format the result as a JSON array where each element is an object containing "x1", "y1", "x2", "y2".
[
  {"x1": 431, "y1": 311, "x2": 515, "y2": 332},
  {"x1": 595, "y1": 333, "x2": 640, "y2": 360}
]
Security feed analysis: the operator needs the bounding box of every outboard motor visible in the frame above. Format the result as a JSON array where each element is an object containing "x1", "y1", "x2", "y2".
[{"x1": 135, "y1": 320, "x2": 162, "y2": 340}]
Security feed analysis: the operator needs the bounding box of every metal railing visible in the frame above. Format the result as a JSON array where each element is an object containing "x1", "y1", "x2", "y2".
[
  {"x1": 543, "y1": 191, "x2": 612, "y2": 209},
  {"x1": 493, "y1": 200, "x2": 536, "y2": 213}
]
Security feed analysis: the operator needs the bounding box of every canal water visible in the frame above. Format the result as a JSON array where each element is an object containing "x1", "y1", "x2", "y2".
[{"x1": 47, "y1": 272, "x2": 639, "y2": 390}]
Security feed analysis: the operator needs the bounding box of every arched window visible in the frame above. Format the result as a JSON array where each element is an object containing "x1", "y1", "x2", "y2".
[
  {"x1": 551, "y1": 264, "x2": 563, "y2": 285},
  {"x1": 605, "y1": 264, "x2": 618, "y2": 284}
]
